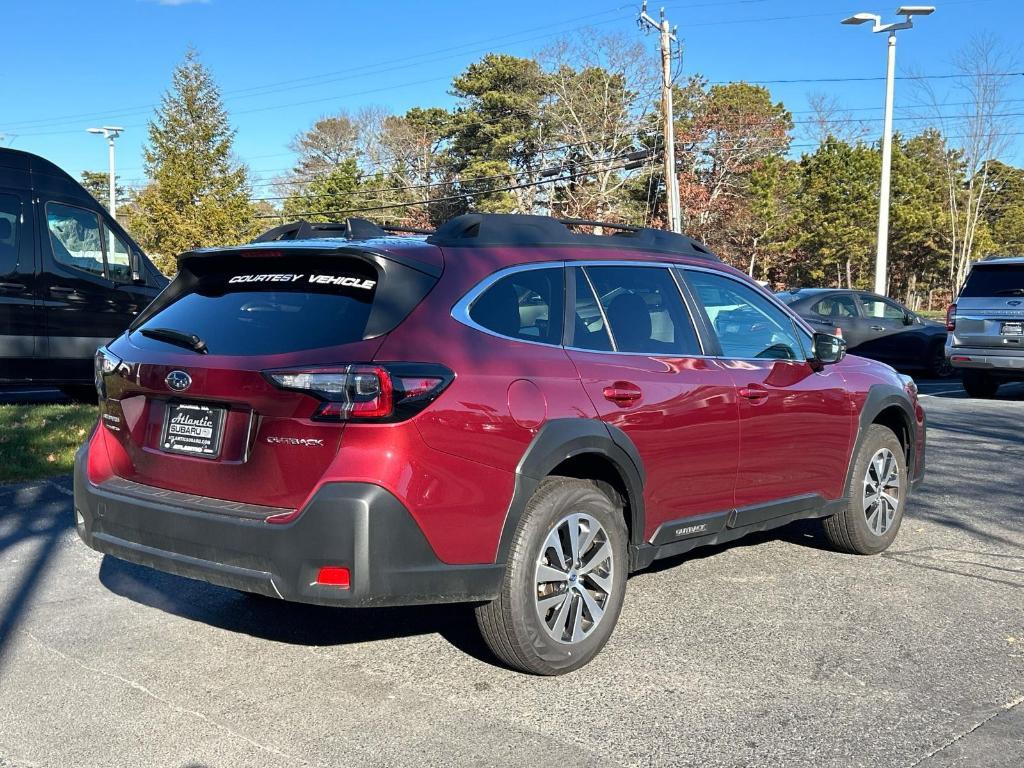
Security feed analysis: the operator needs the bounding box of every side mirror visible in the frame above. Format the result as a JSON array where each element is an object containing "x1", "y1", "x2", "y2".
[
  {"x1": 813, "y1": 332, "x2": 847, "y2": 365},
  {"x1": 903, "y1": 312, "x2": 915, "y2": 326}
]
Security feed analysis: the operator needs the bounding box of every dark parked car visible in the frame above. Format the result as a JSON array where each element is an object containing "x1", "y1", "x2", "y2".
[
  {"x1": 0, "y1": 148, "x2": 167, "y2": 399},
  {"x1": 779, "y1": 288, "x2": 952, "y2": 378},
  {"x1": 75, "y1": 214, "x2": 925, "y2": 675}
]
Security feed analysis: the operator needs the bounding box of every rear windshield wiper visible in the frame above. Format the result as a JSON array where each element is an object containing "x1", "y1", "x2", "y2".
[
  {"x1": 139, "y1": 327, "x2": 209, "y2": 354},
  {"x1": 994, "y1": 288, "x2": 1024, "y2": 296}
]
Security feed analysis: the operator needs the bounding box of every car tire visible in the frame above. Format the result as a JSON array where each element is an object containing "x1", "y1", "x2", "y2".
[
  {"x1": 962, "y1": 370, "x2": 999, "y2": 398},
  {"x1": 475, "y1": 476, "x2": 628, "y2": 675},
  {"x1": 927, "y1": 342, "x2": 956, "y2": 379},
  {"x1": 822, "y1": 424, "x2": 907, "y2": 555}
]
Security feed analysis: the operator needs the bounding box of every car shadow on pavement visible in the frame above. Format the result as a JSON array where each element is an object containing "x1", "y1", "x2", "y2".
[{"x1": 97, "y1": 556, "x2": 500, "y2": 666}]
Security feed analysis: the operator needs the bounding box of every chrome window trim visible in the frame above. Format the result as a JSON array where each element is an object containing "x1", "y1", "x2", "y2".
[
  {"x1": 450, "y1": 259, "x2": 816, "y2": 363},
  {"x1": 450, "y1": 261, "x2": 568, "y2": 349}
]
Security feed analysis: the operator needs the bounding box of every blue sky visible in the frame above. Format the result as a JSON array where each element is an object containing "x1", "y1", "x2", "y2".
[{"x1": 2, "y1": 0, "x2": 1022, "y2": 199}]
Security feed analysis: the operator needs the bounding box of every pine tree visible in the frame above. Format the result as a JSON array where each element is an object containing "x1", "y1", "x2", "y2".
[{"x1": 129, "y1": 48, "x2": 254, "y2": 274}]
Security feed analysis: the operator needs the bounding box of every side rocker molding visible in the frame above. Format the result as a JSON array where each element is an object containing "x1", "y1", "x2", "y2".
[{"x1": 494, "y1": 418, "x2": 646, "y2": 567}]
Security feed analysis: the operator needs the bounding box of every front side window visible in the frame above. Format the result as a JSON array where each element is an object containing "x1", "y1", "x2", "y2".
[
  {"x1": 0, "y1": 193, "x2": 19, "y2": 275},
  {"x1": 46, "y1": 203, "x2": 104, "y2": 277},
  {"x1": 858, "y1": 294, "x2": 905, "y2": 321},
  {"x1": 685, "y1": 270, "x2": 804, "y2": 360},
  {"x1": 469, "y1": 267, "x2": 563, "y2": 345},
  {"x1": 811, "y1": 294, "x2": 858, "y2": 319},
  {"x1": 581, "y1": 265, "x2": 700, "y2": 355}
]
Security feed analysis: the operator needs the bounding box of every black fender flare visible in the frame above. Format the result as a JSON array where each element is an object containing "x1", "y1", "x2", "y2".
[
  {"x1": 493, "y1": 418, "x2": 646, "y2": 565},
  {"x1": 844, "y1": 383, "x2": 922, "y2": 490}
]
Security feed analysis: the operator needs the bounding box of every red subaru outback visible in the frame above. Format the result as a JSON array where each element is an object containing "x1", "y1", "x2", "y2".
[{"x1": 75, "y1": 214, "x2": 925, "y2": 675}]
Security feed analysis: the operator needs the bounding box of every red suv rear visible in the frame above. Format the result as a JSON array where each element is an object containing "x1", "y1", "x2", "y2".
[{"x1": 75, "y1": 214, "x2": 926, "y2": 674}]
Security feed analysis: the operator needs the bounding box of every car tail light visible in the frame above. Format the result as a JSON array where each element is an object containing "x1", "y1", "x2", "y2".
[
  {"x1": 264, "y1": 363, "x2": 453, "y2": 422},
  {"x1": 94, "y1": 346, "x2": 121, "y2": 400},
  {"x1": 945, "y1": 303, "x2": 957, "y2": 331}
]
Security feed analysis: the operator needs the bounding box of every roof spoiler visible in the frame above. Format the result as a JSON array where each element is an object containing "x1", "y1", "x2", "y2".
[{"x1": 252, "y1": 218, "x2": 433, "y2": 243}]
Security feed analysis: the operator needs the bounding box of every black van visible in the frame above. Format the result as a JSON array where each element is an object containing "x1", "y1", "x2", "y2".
[{"x1": 0, "y1": 148, "x2": 167, "y2": 398}]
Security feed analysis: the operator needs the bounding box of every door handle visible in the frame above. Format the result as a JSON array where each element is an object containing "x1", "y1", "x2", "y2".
[
  {"x1": 739, "y1": 385, "x2": 770, "y2": 401},
  {"x1": 870, "y1": 325, "x2": 885, "y2": 331},
  {"x1": 602, "y1": 382, "x2": 642, "y2": 407},
  {"x1": 50, "y1": 286, "x2": 85, "y2": 302},
  {"x1": 0, "y1": 282, "x2": 26, "y2": 293}
]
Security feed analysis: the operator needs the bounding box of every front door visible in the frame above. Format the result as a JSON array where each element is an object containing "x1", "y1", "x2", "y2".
[
  {"x1": 564, "y1": 264, "x2": 739, "y2": 541},
  {"x1": 682, "y1": 268, "x2": 856, "y2": 512},
  {"x1": 39, "y1": 200, "x2": 139, "y2": 382},
  {"x1": 0, "y1": 189, "x2": 41, "y2": 382}
]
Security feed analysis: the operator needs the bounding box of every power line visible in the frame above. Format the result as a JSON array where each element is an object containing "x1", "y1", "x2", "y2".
[{"x1": 254, "y1": 155, "x2": 659, "y2": 219}]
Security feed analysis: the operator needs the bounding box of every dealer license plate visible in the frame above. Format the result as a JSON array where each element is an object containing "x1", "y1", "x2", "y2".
[
  {"x1": 1001, "y1": 321, "x2": 1023, "y2": 336},
  {"x1": 160, "y1": 402, "x2": 226, "y2": 458}
]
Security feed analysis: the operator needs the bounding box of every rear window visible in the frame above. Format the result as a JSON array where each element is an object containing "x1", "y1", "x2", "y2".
[
  {"x1": 135, "y1": 258, "x2": 381, "y2": 355},
  {"x1": 961, "y1": 264, "x2": 1024, "y2": 297}
]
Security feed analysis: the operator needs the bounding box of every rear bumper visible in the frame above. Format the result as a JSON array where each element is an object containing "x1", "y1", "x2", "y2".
[
  {"x1": 945, "y1": 343, "x2": 1024, "y2": 376},
  {"x1": 73, "y1": 446, "x2": 502, "y2": 607}
]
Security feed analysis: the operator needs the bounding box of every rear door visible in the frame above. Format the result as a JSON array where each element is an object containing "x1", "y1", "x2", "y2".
[
  {"x1": 0, "y1": 189, "x2": 41, "y2": 381},
  {"x1": 565, "y1": 264, "x2": 739, "y2": 540},
  {"x1": 682, "y1": 268, "x2": 855, "y2": 511}
]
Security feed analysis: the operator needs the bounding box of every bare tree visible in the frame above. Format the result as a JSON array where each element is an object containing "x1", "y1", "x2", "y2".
[
  {"x1": 539, "y1": 32, "x2": 658, "y2": 223},
  {"x1": 802, "y1": 91, "x2": 872, "y2": 146},
  {"x1": 914, "y1": 34, "x2": 1019, "y2": 289}
]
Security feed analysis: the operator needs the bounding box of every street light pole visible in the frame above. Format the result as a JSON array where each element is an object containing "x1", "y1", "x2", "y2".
[
  {"x1": 876, "y1": 30, "x2": 897, "y2": 296},
  {"x1": 842, "y1": 6, "x2": 934, "y2": 297},
  {"x1": 86, "y1": 126, "x2": 124, "y2": 219}
]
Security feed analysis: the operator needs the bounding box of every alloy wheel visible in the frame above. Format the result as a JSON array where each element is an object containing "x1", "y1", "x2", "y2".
[
  {"x1": 862, "y1": 448, "x2": 901, "y2": 536},
  {"x1": 534, "y1": 513, "x2": 614, "y2": 644}
]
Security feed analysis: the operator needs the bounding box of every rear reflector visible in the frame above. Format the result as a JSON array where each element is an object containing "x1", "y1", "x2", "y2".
[
  {"x1": 950, "y1": 355, "x2": 972, "y2": 362},
  {"x1": 316, "y1": 566, "x2": 350, "y2": 588}
]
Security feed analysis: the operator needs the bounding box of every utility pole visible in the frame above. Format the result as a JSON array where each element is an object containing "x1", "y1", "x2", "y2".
[
  {"x1": 86, "y1": 126, "x2": 124, "y2": 219},
  {"x1": 842, "y1": 6, "x2": 935, "y2": 296},
  {"x1": 639, "y1": 1, "x2": 681, "y2": 233}
]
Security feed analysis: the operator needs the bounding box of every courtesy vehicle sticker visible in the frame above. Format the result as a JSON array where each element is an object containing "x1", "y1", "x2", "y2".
[{"x1": 227, "y1": 274, "x2": 377, "y2": 290}]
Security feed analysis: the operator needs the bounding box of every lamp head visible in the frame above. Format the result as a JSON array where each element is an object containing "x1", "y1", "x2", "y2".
[
  {"x1": 841, "y1": 12, "x2": 880, "y2": 25},
  {"x1": 897, "y1": 5, "x2": 935, "y2": 15}
]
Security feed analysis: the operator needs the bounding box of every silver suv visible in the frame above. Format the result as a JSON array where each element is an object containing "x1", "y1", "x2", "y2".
[{"x1": 946, "y1": 256, "x2": 1024, "y2": 397}]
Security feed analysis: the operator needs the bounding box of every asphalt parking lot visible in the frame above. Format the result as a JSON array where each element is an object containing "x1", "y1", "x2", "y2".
[{"x1": 0, "y1": 380, "x2": 1021, "y2": 768}]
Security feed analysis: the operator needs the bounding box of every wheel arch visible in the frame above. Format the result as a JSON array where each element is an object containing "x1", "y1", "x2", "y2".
[
  {"x1": 847, "y1": 384, "x2": 920, "y2": 488},
  {"x1": 494, "y1": 418, "x2": 646, "y2": 565}
]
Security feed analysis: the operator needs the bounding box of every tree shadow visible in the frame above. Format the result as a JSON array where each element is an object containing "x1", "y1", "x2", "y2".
[
  {"x1": 0, "y1": 479, "x2": 75, "y2": 669},
  {"x1": 97, "y1": 556, "x2": 499, "y2": 667}
]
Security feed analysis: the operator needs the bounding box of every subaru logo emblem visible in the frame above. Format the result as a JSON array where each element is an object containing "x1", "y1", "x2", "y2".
[{"x1": 165, "y1": 370, "x2": 192, "y2": 392}]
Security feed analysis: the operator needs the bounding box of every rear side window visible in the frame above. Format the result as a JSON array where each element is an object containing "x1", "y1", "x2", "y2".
[
  {"x1": 0, "y1": 193, "x2": 18, "y2": 275},
  {"x1": 581, "y1": 265, "x2": 700, "y2": 355},
  {"x1": 135, "y1": 258, "x2": 381, "y2": 355},
  {"x1": 960, "y1": 264, "x2": 1024, "y2": 297},
  {"x1": 469, "y1": 267, "x2": 564, "y2": 345},
  {"x1": 811, "y1": 295, "x2": 858, "y2": 319},
  {"x1": 46, "y1": 202, "x2": 105, "y2": 277}
]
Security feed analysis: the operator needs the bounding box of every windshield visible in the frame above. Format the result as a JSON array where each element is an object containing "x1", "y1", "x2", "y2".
[
  {"x1": 134, "y1": 257, "x2": 379, "y2": 355},
  {"x1": 960, "y1": 264, "x2": 1024, "y2": 298}
]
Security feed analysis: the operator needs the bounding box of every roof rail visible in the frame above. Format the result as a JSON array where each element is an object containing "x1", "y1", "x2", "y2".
[
  {"x1": 426, "y1": 213, "x2": 718, "y2": 260},
  {"x1": 252, "y1": 217, "x2": 426, "y2": 243}
]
